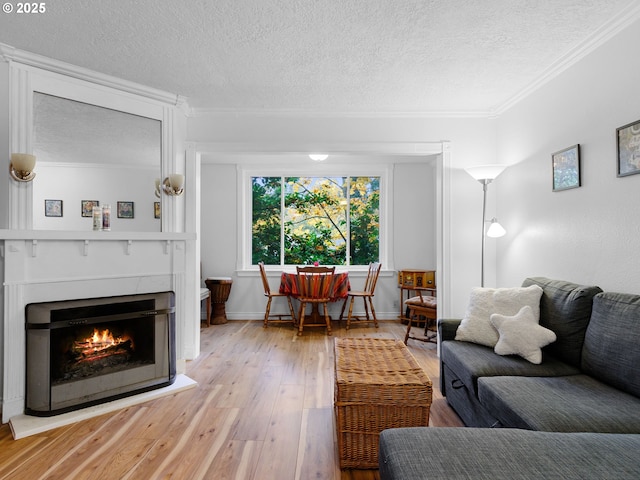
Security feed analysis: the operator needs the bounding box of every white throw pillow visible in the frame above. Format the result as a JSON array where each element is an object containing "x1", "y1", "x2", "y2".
[
  {"x1": 455, "y1": 285, "x2": 543, "y2": 347},
  {"x1": 490, "y1": 305, "x2": 557, "y2": 364}
]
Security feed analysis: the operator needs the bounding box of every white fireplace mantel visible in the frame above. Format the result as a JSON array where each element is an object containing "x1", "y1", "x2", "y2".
[
  {"x1": 1, "y1": 230, "x2": 197, "y2": 424},
  {"x1": 1, "y1": 49, "x2": 202, "y2": 425}
]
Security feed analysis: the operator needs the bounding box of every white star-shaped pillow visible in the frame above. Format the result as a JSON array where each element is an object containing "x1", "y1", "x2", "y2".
[{"x1": 490, "y1": 305, "x2": 557, "y2": 364}]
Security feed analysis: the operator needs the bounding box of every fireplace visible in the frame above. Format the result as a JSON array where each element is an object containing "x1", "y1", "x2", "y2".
[{"x1": 25, "y1": 291, "x2": 176, "y2": 416}]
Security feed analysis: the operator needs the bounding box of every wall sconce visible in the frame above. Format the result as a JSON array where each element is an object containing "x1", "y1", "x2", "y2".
[
  {"x1": 162, "y1": 173, "x2": 184, "y2": 196},
  {"x1": 10, "y1": 153, "x2": 36, "y2": 182},
  {"x1": 465, "y1": 164, "x2": 507, "y2": 287},
  {"x1": 309, "y1": 154, "x2": 328, "y2": 161}
]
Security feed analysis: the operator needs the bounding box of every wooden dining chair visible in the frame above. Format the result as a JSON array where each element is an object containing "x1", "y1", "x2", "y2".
[
  {"x1": 339, "y1": 262, "x2": 382, "y2": 329},
  {"x1": 404, "y1": 289, "x2": 438, "y2": 345},
  {"x1": 258, "y1": 262, "x2": 296, "y2": 328},
  {"x1": 295, "y1": 266, "x2": 336, "y2": 336}
]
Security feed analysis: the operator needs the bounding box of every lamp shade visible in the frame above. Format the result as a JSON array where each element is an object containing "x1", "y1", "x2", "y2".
[
  {"x1": 169, "y1": 173, "x2": 184, "y2": 190},
  {"x1": 11, "y1": 153, "x2": 36, "y2": 172},
  {"x1": 486, "y1": 218, "x2": 506, "y2": 238},
  {"x1": 10, "y1": 153, "x2": 37, "y2": 182},
  {"x1": 465, "y1": 164, "x2": 506, "y2": 182}
]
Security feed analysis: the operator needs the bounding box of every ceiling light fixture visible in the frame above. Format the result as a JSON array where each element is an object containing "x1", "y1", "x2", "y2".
[{"x1": 309, "y1": 154, "x2": 328, "y2": 161}]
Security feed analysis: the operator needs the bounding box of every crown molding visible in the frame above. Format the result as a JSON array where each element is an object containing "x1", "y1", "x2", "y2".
[
  {"x1": 493, "y1": 2, "x2": 640, "y2": 116},
  {"x1": 187, "y1": 106, "x2": 493, "y2": 120},
  {"x1": 194, "y1": 141, "x2": 445, "y2": 156},
  {"x1": 0, "y1": 42, "x2": 187, "y2": 107}
]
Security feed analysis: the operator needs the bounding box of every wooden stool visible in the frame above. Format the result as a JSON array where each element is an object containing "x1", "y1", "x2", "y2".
[
  {"x1": 404, "y1": 294, "x2": 438, "y2": 344},
  {"x1": 205, "y1": 277, "x2": 233, "y2": 325}
]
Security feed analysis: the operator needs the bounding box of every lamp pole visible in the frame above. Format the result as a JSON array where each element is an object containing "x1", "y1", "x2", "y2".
[{"x1": 480, "y1": 179, "x2": 491, "y2": 288}]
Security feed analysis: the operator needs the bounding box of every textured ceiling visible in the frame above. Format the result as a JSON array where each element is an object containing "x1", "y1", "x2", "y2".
[{"x1": 0, "y1": 0, "x2": 637, "y2": 115}]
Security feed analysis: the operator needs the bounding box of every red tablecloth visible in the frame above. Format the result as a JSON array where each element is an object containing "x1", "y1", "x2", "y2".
[{"x1": 279, "y1": 271, "x2": 350, "y2": 302}]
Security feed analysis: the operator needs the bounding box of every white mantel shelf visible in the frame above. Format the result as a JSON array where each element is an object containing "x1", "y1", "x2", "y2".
[{"x1": 0, "y1": 230, "x2": 196, "y2": 241}]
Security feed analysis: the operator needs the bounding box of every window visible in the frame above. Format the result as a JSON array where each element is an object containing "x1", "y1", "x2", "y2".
[{"x1": 252, "y1": 176, "x2": 380, "y2": 266}]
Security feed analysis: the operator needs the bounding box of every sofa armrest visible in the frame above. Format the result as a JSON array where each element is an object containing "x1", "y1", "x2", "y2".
[
  {"x1": 438, "y1": 319, "x2": 461, "y2": 397},
  {"x1": 438, "y1": 318, "x2": 461, "y2": 341}
]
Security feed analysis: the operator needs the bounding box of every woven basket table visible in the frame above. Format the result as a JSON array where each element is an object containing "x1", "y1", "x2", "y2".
[{"x1": 334, "y1": 338, "x2": 432, "y2": 469}]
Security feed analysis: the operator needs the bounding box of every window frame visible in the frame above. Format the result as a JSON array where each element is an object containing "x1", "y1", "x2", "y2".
[{"x1": 238, "y1": 163, "x2": 393, "y2": 272}]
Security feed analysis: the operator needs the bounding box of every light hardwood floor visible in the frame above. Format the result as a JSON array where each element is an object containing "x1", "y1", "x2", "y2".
[{"x1": 0, "y1": 319, "x2": 463, "y2": 480}]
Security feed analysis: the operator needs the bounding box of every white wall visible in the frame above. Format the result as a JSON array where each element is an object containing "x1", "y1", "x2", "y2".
[
  {"x1": 33, "y1": 164, "x2": 161, "y2": 232},
  {"x1": 496, "y1": 18, "x2": 640, "y2": 293}
]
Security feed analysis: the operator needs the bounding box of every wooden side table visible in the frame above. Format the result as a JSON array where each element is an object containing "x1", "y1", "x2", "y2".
[{"x1": 397, "y1": 270, "x2": 436, "y2": 321}]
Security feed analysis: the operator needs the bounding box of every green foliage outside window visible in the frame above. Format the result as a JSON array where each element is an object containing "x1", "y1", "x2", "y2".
[
  {"x1": 252, "y1": 176, "x2": 379, "y2": 266},
  {"x1": 252, "y1": 177, "x2": 282, "y2": 264}
]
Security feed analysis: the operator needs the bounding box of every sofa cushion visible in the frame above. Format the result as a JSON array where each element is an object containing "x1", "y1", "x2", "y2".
[
  {"x1": 582, "y1": 292, "x2": 640, "y2": 398},
  {"x1": 379, "y1": 428, "x2": 640, "y2": 480},
  {"x1": 455, "y1": 285, "x2": 543, "y2": 347},
  {"x1": 441, "y1": 340, "x2": 580, "y2": 397},
  {"x1": 522, "y1": 277, "x2": 602, "y2": 367},
  {"x1": 478, "y1": 374, "x2": 640, "y2": 433},
  {"x1": 491, "y1": 305, "x2": 557, "y2": 364}
]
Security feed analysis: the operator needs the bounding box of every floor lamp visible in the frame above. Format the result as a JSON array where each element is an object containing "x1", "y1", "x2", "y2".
[{"x1": 465, "y1": 165, "x2": 507, "y2": 287}]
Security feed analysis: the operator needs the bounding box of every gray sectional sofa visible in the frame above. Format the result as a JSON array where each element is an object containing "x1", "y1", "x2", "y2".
[
  {"x1": 379, "y1": 427, "x2": 640, "y2": 479},
  {"x1": 379, "y1": 277, "x2": 640, "y2": 479}
]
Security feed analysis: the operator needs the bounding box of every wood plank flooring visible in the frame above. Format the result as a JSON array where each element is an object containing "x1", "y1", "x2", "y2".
[{"x1": 0, "y1": 320, "x2": 463, "y2": 480}]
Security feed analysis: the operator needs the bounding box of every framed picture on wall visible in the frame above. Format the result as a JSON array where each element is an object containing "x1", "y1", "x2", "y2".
[
  {"x1": 552, "y1": 144, "x2": 581, "y2": 191},
  {"x1": 44, "y1": 199, "x2": 63, "y2": 217},
  {"x1": 81, "y1": 200, "x2": 99, "y2": 217},
  {"x1": 117, "y1": 201, "x2": 134, "y2": 219},
  {"x1": 154, "y1": 201, "x2": 161, "y2": 219},
  {"x1": 616, "y1": 119, "x2": 640, "y2": 177}
]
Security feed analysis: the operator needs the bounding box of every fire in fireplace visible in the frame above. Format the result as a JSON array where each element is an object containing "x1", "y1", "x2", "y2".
[{"x1": 26, "y1": 292, "x2": 176, "y2": 416}]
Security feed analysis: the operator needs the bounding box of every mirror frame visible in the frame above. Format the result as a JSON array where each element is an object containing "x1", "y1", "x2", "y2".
[{"x1": 8, "y1": 60, "x2": 180, "y2": 231}]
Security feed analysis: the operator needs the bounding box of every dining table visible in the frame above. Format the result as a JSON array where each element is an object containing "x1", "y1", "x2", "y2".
[{"x1": 279, "y1": 270, "x2": 350, "y2": 323}]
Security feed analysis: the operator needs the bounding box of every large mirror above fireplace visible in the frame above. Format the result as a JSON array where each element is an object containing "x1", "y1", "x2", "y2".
[{"x1": 32, "y1": 93, "x2": 162, "y2": 232}]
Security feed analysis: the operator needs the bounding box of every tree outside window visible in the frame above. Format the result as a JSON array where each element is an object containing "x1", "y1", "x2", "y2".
[{"x1": 252, "y1": 176, "x2": 379, "y2": 266}]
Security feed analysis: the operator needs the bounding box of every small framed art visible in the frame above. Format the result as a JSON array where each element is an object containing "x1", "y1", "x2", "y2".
[
  {"x1": 44, "y1": 199, "x2": 63, "y2": 217},
  {"x1": 154, "y1": 201, "x2": 161, "y2": 219},
  {"x1": 81, "y1": 200, "x2": 99, "y2": 217},
  {"x1": 117, "y1": 201, "x2": 134, "y2": 219},
  {"x1": 552, "y1": 144, "x2": 581, "y2": 191},
  {"x1": 616, "y1": 119, "x2": 640, "y2": 177}
]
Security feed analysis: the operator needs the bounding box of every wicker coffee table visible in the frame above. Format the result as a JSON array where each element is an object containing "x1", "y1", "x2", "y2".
[{"x1": 334, "y1": 337, "x2": 432, "y2": 469}]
